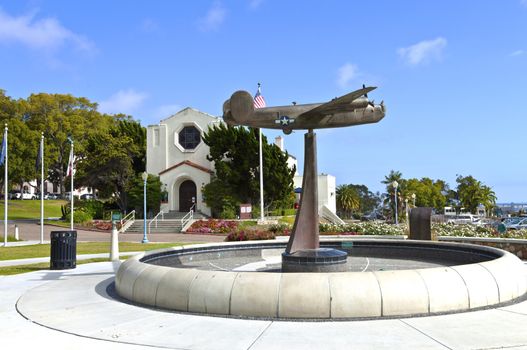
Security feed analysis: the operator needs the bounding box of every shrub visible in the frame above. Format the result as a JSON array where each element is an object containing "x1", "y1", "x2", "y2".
[
  {"x1": 186, "y1": 219, "x2": 239, "y2": 234},
  {"x1": 319, "y1": 222, "x2": 405, "y2": 236},
  {"x1": 65, "y1": 210, "x2": 93, "y2": 224},
  {"x1": 78, "y1": 200, "x2": 105, "y2": 219},
  {"x1": 220, "y1": 205, "x2": 237, "y2": 219},
  {"x1": 92, "y1": 220, "x2": 113, "y2": 231},
  {"x1": 225, "y1": 230, "x2": 276, "y2": 241},
  {"x1": 268, "y1": 223, "x2": 291, "y2": 235}
]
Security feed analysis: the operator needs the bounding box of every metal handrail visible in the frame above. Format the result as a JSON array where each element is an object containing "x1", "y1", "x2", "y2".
[
  {"x1": 180, "y1": 205, "x2": 195, "y2": 228},
  {"x1": 148, "y1": 210, "x2": 165, "y2": 234},
  {"x1": 120, "y1": 210, "x2": 135, "y2": 233}
]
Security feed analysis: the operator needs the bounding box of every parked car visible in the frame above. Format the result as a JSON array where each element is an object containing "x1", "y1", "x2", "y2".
[
  {"x1": 505, "y1": 217, "x2": 527, "y2": 230},
  {"x1": 20, "y1": 191, "x2": 36, "y2": 200},
  {"x1": 80, "y1": 193, "x2": 95, "y2": 200},
  {"x1": 8, "y1": 191, "x2": 21, "y2": 199},
  {"x1": 35, "y1": 193, "x2": 50, "y2": 200},
  {"x1": 47, "y1": 193, "x2": 59, "y2": 200}
]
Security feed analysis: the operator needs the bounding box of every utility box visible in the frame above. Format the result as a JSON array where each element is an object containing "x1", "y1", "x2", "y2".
[{"x1": 409, "y1": 208, "x2": 436, "y2": 241}]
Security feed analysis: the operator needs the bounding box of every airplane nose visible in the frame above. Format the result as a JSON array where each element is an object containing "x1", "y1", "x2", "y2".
[{"x1": 374, "y1": 103, "x2": 386, "y2": 121}]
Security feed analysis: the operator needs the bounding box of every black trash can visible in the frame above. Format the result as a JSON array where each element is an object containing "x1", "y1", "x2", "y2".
[{"x1": 50, "y1": 231, "x2": 77, "y2": 270}]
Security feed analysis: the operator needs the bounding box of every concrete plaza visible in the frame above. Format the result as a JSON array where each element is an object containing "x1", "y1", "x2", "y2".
[{"x1": 1, "y1": 258, "x2": 527, "y2": 349}]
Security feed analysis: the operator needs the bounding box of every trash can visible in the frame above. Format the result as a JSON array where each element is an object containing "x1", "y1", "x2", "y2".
[{"x1": 50, "y1": 231, "x2": 77, "y2": 270}]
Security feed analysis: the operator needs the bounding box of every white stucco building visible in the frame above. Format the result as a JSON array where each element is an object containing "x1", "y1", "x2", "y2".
[
  {"x1": 147, "y1": 108, "x2": 218, "y2": 216},
  {"x1": 147, "y1": 107, "x2": 336, "y2": 217}
]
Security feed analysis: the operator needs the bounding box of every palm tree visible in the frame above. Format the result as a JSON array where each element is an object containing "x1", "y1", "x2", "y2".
[
  {"x1": 381, "y1": 170, "x2": 405, "y2": 223},
  {"x1": 336, "y1": 185, "x2": 360, "y2": 218}
]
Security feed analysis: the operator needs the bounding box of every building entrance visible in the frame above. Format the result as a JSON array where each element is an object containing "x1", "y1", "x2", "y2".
[{"x1": 179, "y1": 180, "x2": 196, "y2": 212}]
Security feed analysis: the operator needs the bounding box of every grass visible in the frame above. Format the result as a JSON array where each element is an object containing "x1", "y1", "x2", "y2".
[
  {"x1": 0, "y1": 256, "x2": 133, "y2": 276},
  {"x1": 279, "y1": 216, "x2": 295, "y2": 225},
  {"x1": 0, "y1": 200, "x2": 67, "y2": 220},
  {"x1": 0, "y1": 242, "x2": 187, "y2": 261}
]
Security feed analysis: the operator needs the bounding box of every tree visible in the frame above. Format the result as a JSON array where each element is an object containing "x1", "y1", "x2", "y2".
[
  {"x1": 405, "y1": 177, "x2": 447, "y2": 212},
  {"x1": 336, "y1": 185, "x2": 360, "y2": 218},
  {"x1": 0, "y1": 91, "x2": 40, "y2": 192},
  {"x1": 202, "y1": 124, "x2": 295, "y2": 216},
  {"x1": 77, "y1": 119, "x2": 146, "y2": 212},
  {"x1": 381, "y1": 170, "x2": 406, "y2": 222},
  {"x1": 348, "y1": 184, "x2": 381, "y2": 214},
  {"x1": 456, "y1": 175, "x2": 496, "y2": 215},
  {"x1": 24, "y1": 93, "x2": 113, "y2": 195},
  {"x1": 127, "y1": 174, "x2": 162, "y2": 218}
]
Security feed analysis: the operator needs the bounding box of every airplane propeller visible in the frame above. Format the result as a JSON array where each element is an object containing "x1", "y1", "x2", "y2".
[{"x1": 362, "y1": 84, "x2": 368, "y2": 98}]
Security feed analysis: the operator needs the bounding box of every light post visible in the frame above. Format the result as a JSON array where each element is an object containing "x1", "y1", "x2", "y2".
[
  {"x1": 141, "y1": 172, "x2": 149, "y2": 243},
  {"x1": 392, "y1": 180, "x2": 399, "y2": 225},
  {"x1": 411, "y1": 193, "x2": 416, "y2": 207},
  {"x1": 405, "y1": 198, "x2": 409, "y2": 222}
]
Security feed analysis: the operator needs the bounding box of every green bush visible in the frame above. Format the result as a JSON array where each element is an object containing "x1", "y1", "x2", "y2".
[
  {"x1": 78, "y1": 200, "x2": 105, "y2": 219},
  {"x1": 65, "y1": 210, "x2": 93, "y2": 224},
  {"x1": 219, "y1": 204, "x2": 237, "y2": 219}
]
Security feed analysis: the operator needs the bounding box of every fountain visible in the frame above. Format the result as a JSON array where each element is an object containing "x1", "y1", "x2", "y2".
[{"x1": 116, "y1": 87, "x2": 527, "y2": 319}]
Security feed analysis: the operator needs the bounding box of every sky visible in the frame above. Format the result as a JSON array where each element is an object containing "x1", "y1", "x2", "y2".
[{"x1": 0, "y1": 0, "x2": 526, "y2": 202}]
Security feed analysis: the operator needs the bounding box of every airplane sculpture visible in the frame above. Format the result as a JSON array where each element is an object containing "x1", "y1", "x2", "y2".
[{"x1": 223, "y1": 86, "x2": 386, "y2": 134}]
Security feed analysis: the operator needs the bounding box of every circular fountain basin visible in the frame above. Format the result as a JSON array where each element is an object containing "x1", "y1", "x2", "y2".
[{"x1": 116, "y1": 239, "x2": 527, "y2": 319}]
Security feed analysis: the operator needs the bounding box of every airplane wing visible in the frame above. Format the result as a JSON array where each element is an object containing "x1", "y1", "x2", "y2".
[{"x1": 296, "y1": 86, "x2": 376, "y2": 120}]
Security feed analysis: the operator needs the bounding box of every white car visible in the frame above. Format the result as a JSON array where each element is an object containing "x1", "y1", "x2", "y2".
[
  {"x1": 21, "y1": 191, "x2": 36, "y2": 200},
  {"x1": 506, "y1": 217, "x2": 527, "y2": 230}
]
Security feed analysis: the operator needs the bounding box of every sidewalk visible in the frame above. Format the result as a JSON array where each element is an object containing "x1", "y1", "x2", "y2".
[
  {"x1": 2, "y1": 261, "x2": 527, "y2": 349},
  {"x1": 0, "y1": 251, "x2": 142, "y2": 267}
]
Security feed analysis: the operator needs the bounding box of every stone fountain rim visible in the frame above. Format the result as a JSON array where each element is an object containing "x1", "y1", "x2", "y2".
[{"x1": 115, "y1": 238, "x2": 527, "y2": 320}]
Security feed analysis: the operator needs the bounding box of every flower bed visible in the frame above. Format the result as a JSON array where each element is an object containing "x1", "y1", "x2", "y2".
[{"x1": 186, "y1": 219, "x2": 239, "y2": 234}]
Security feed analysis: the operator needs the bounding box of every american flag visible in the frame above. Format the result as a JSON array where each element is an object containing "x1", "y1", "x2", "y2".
[{"x1": 253, "y1": 83, "x2": 266, "y2": 109}]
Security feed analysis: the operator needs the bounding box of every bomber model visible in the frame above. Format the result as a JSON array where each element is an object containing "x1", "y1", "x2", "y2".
[{"x1": 222, "y1": 86, "x2": 385, "y2": 134}]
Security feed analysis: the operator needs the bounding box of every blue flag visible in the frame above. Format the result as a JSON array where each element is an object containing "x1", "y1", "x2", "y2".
[{"x1": 0, "y1": 134, "x2": 6, "y2": 166}]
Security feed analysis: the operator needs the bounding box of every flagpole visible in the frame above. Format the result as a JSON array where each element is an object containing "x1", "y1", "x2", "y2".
[
  {"x1": 70, "y1": 139, "x2": 74, "y2": 231},
  {"x1": 40, "y1": 132, "x2": 44, "y2": 244},
  {"x1": 259, "y1": 128, "x2": 264, "y2": 222},
  {"x1": 4, "y1": 124, "x2": 8, "y2": 247}
]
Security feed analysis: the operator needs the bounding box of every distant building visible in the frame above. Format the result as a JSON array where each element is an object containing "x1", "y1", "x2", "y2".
[{"x1": 146, "y1": 107, "x2": 336, "y2": 216}]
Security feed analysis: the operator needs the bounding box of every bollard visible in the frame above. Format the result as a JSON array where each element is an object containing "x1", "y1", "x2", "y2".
[
  {"x1": 110, "y1": 221, "x2": 119, "y2": 261},
  {"x1": 14, "y1": 225, "x2": 19, "y2": 240}
]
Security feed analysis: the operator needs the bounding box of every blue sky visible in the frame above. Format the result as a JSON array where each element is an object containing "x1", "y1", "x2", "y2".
[{"x1": 1, "y1": 1, "x2": 526, "y2": 202}]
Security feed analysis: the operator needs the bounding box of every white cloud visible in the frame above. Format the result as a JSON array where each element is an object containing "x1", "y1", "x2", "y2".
[
  {"x1": 398, "y1": 37, "x2": 447, "y2": 65},
  {"x1": 198, "y1": 2, "x2": 227, "y2": 31},
  {"x1": 510, "y1": 50, "x2": 524, "y2": 57},
  {"x1": 99, "y1": 89, "x2": 148, "y2": 115},
  {"x1": 249, "y1": 0, "x2": 264, "y2": 9},
  {"x1": 0, "y1": 8, "x2": 93, "y2": 52},
  {"x1": 337, "y1": 63, "x2": 359, "y2": 88}
]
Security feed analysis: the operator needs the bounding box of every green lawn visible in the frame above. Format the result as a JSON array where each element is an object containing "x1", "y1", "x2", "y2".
[
  {"x1": 0, "y1": 256, "x2": 133, "y2": 275},
  {"x1": 0, "y1": 242, "x2": 186, "y2": 261},
  {"x1": 0, "y1": 200, "x2": 67, "y2": 220}
]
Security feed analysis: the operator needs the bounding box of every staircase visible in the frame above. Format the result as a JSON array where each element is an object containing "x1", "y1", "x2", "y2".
[{"x1": 122, "y1": 210, "x2": 208, "y2": 234}]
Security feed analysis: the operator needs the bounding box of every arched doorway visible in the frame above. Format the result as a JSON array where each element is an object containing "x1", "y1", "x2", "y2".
[{"x1": 179, "y1": 180, "x2": 196, "y2": 212}]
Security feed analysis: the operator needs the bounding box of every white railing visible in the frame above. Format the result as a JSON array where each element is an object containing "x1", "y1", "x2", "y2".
[
  {"x1": 181, "y1": 205, "x2": 195, "y2": 228},
  {"x1": 120, "y1": 210, "x2": 135, "y2": 233},
  {"x1": 148, "y1": 210, "x2": 165, "y2": 234}
]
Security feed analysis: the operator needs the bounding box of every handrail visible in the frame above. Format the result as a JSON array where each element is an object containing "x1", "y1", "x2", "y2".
[
  {"x1": 180, "y1": 205, "x2": 195, "y2": 228},
  {"x1": 148, "y1": 210, "x2": 165, "y2": 234},
  {"x1": 119, "y1": 210, "x2": 135, "y2": 233}
]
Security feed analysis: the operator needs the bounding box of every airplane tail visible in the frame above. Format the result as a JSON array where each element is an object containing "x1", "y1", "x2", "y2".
[{"x1": 222, "y1": 91, "x2": 254, "y2": 125}]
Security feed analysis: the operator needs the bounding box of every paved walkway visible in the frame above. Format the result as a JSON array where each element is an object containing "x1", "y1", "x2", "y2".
[
  {"x1": 1, "y1": 260, "x2": 527, "y2": 349},
  {"x1": 3, "y1": 222, "x2": 226, "y2": 243}
]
